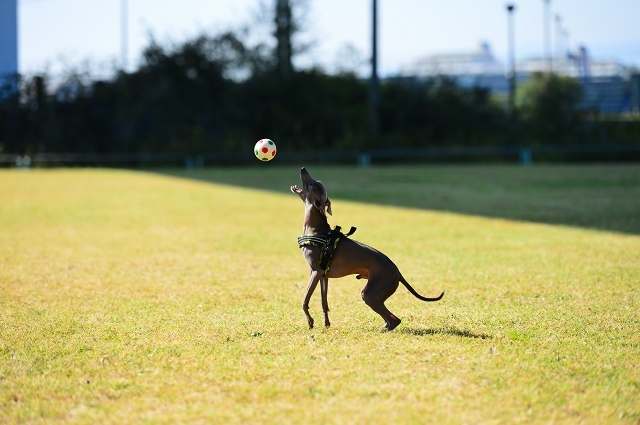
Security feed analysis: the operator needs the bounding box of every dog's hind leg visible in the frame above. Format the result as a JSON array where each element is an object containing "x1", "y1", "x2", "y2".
[{"x1": 361, "y1": 278, "x2": 402, "y2": 330}]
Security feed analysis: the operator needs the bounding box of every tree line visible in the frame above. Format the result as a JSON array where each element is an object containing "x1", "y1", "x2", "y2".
[{"x1": 1, "y1": 7, "x2": 638, "y2": 160}]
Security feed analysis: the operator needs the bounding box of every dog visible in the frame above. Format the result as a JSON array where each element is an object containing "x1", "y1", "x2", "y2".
[{"x1": 291, "y1": 167, "x2": 444, "y2": 330}]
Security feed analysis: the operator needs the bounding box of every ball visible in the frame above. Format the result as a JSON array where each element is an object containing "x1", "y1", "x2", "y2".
[{"x1": 254, "y1": 138, "x2": 277, "y2": 161}]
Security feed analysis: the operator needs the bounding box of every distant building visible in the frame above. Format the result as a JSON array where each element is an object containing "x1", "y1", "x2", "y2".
[
  {"x1": 402, "y1": 42, "x2": 640, "y2": 114},
  {"x1": 0, "y1": 0, "x2": 18, "y2": 95},
  {"x1": 402, "y1": 43, "x2": 511, "y2": 93},
  {"x1": 403, "y1": 42, "x2": 504, "y2": 78}
]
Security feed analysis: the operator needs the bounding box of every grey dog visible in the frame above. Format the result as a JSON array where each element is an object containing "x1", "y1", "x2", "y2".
[{"x1": 291, "y1": 167, "x2": 444, "y2": 330}]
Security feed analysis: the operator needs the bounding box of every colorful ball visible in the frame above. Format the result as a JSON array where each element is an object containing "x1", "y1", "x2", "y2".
[{"x1": 254, "y1": 139, "x2": 277, "y2": 161}]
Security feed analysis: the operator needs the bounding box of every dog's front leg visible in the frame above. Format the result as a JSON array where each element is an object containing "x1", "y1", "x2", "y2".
[
  {"x1": 320, "y1": 276, "x2": 330, "y2": 327},
  {"x1": 303, "y1": 270, "x2": 322, "y2": 329}
]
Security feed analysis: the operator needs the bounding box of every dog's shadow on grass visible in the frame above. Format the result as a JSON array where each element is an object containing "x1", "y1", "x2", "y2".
[{"x1": 398, "y1": 326, "x2": 492, "y2": 340}]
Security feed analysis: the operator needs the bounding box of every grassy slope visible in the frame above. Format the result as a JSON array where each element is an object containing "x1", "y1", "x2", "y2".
[{"x1": 0, "y1": 167, "x2": 639, "y2": 424}]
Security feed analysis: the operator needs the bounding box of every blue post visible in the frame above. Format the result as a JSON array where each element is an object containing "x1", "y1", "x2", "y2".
[
  {"x1": 358, "y1": 153, "x2": 371, "y2": 167},
  {"x1": 520, "y1": 148, "x2": 532, "y2": 165}
]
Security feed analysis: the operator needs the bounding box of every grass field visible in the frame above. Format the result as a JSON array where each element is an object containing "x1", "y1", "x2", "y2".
[{"x1": 1, "y1": 165, "x2": 639, "y2": 424}]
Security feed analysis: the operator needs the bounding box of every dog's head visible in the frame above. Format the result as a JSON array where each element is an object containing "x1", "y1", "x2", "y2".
[{"x1": 297, "y1": 167, "x2": 332, "y2": 216}]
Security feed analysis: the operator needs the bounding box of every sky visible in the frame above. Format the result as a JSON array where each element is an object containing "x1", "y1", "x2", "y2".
[{"x1": 17, "y1": 0, "x2": 640, "y2": 79}]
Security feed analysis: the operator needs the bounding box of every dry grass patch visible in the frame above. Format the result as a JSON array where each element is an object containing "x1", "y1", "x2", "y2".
[{"x1": 1, "y1": 167, "x2": 639, "y2": 424}]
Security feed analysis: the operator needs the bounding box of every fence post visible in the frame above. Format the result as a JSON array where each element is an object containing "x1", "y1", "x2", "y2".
[
  {"x1": 520, "y1": 148, "x2": 532, "y2": 165},
  {"x1": 358, "y1": 153, "x2": 371, "y2": 167}
]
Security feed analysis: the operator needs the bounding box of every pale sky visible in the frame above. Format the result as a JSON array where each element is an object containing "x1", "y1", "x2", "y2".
[{"x1": 17, "y1": 0, "x2": 640, "y2": 79}]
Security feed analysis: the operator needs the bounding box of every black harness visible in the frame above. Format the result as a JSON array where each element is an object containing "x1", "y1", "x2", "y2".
[{"x1": 297, "y1": 225, "x2": 357, "y2": 276}]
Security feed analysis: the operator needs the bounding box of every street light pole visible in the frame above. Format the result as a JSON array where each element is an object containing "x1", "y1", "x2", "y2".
[
  {"x1": 368, "y1": 0, "x2": 379, "y2": 145},
  {"x1": 543, "y1": 0, "x2": 551, "y2": 72},
  {"x1": 555, "y1": 14, "x2": 562, "y2": 73},
  {"x1": 506, "y1": 4, "x2": 516, "y2": 115},
  {"x1": 121, "y1": 0, "x2": 128, "y2": 72}
]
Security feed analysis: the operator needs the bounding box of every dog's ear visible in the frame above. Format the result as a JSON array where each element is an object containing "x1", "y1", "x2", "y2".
[
  {"x1": 312, "y1": 199, "x2": 331, "y2": 216},
  {"x1": 313, "y1": 200, "x2": 324, "y2": 215}
]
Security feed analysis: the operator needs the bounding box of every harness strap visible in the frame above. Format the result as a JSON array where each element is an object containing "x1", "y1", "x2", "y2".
[
  {"x1": 298, "y1": 225, "x2": 357, "y2": 276},
  {"x1": 297, "y1": 235, "x2": 328, "y2": 247}
]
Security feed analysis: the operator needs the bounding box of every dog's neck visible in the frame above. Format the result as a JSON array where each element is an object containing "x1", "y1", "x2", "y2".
[{"x1": 303, "y1": 201, "x2": 331, "y2": 236}]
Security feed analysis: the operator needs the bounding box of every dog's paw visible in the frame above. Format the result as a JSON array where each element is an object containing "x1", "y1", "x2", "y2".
[{"x1": 385, "y1": 318, "x2": 402, "y2": 331}]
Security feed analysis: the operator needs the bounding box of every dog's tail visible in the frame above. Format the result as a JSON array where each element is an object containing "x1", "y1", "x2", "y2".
[{"x1": 399, "y1": 274, "x2": 444, "y2": 302}]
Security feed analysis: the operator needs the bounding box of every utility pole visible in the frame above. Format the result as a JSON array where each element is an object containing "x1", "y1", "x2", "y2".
[
  {"x1": 506, "y1": 4, "x2": 516, "y2": 115},
  {"x1": 543, "y1": 0, "x2": 552, "y2": 72},
  {"x1": 368, "y1": 0, "x2": 379, "y2": 144},
  {"x1": 555, "y1": 14, "x2": 562, "y2": 73},
  {"x1": 121, "y1": 0, "x2": 128, "y2": 71}
]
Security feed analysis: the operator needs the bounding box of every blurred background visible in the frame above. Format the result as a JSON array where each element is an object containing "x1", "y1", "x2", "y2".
[{"x1": 1, "y1": 0, "x2": 639, "y2": 166}]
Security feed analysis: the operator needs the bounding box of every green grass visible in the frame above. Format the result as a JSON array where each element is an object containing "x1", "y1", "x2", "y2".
[
  {"x1": 162, "y1": 163, "x2": 640, "y2": 234},
  {"x1": 1, "y1": 165, "x2": 639, "y2": 424}
]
